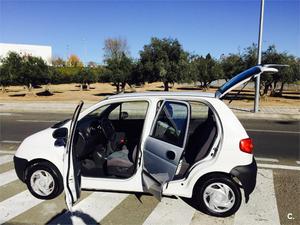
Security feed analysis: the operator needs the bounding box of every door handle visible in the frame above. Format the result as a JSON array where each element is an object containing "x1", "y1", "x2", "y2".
[{"x1": 166, "y1": 151, "x2": 176, "y2": 160}]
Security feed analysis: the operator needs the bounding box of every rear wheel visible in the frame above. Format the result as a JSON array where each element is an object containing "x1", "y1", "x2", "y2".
[
  {"x1": 193, "y1": 176, "x2": 241, "y2": 217},
  {"x1": 26, "y1": 162, "x2": 63, "y2": 200}
]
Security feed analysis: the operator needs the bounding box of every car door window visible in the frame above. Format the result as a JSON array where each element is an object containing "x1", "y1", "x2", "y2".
[{"x1": 151, "y1": 101, "x2": 189, "y2": 147}]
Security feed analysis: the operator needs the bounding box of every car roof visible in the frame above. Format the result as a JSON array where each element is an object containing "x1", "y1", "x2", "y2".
[{"x1": 107, "y1": 91, "x2": 215, "y2": 100}]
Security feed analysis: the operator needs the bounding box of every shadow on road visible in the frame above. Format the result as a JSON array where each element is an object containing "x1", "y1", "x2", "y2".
[{"x1": 47, "y1": 209, "x2": 100, "y2": 225}]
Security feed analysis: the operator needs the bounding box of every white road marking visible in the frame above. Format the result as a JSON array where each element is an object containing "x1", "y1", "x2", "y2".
[
  {"x1": 234, "y1": 169, "x2": 280, "y2": 225},
  {"x1": 143, "y1": 197, "x2": 195, "y2": 225},
  {"x1": 255, "y1": 157, "x2": 279, "y2": 163},
  {"x1": 0, "y1": 150, "x2": 16, "y2": 154},
  {"x1": 17, "y1": 119, "x2": 59, "y2": 123},
  {"x1": 246, "y1": 129, "x2": 300, "y2": 134},
  {"x1": 49, "y1": 192, "x2": 128, "y2": 225},
  {"x1": 296, "y1": 161, "x2": 300, "y2": 165},
  {"x1": 0, "y1": 140, "x2": 21, "y2": 144},
  {"x1": 258, "y1": 163, "x2": 300, "y2": 171},
  {"x1": 0, "y1": 169, "x2": 18, "y2": 187},
  {"x1": 0, "y1": 113, "x2": 13, "y2": 116},
  {"x1": 0, "y1": 190, "x2": 44, "y2": 224},
  {"x1": 191, "y1": 212, "x2": 234, "y2": 225},
  {"x1": 0, "y1": 155, "x2": 13, "y2": 165}
]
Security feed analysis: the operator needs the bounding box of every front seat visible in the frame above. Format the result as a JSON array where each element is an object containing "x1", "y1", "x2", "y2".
[{"x1": 106, "y1": 145, "x2": 138, "y2": 177}]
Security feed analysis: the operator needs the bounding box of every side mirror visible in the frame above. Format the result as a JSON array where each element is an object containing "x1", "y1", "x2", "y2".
[
  {"x1": 120, "y1": 111, "x2": 129, "y2": 120},
  {"x1": 52, "y1": 127, "x2": 68, "y2": 139}
]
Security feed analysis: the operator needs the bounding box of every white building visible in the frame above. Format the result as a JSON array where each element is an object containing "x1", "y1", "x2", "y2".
[{"x1": 0, "y1": 43, "x2": 52, "y2": 65}]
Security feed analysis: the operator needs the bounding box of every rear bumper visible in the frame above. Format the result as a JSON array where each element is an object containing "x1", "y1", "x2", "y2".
[
  {"x1": 230, "y1": 158, "x2": 257, "y2": 203},
  {"x1": 13, "y1": 156, "x2": 28, "y2": 182}
]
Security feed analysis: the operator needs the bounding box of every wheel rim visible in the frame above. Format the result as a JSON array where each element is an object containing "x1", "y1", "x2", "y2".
[
  {"x1": 30, "y1": 170, "x2": 55, "y2": 196},
  {"x1": 203, "y1": 182, "x2": 235, "y2": 213}
]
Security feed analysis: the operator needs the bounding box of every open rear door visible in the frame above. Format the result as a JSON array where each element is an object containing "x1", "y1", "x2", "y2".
[
  {"x1": 142, "y1": 100, "x2": 190, "y2": 199},
  {"x1": 63, "y1": 101, "x2": 84, "y2": 210}
]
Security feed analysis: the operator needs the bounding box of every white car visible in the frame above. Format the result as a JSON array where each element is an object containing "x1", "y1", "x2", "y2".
[{"x1": 14, "y1": 65, "x2": 277, "y2": 217}]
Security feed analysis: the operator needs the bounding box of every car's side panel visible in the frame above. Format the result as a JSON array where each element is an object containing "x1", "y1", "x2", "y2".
[{"x1": 162, "y1": 98, "x2": 253, "y2": 198}]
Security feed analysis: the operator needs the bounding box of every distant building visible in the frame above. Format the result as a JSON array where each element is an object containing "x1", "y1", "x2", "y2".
[{"x1": 0, "y1": 43, "x2": 52, "y2": 65}]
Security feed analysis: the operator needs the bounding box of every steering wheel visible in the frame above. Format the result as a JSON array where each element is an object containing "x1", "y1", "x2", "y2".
[{"x1": 98, "y1": 118, "x2": 116, "y2": 142}]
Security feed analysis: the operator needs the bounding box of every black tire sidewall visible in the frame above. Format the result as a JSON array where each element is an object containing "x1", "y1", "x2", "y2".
[
  {"x1": 26, "y1": 163, "x2": 63, "y2": 200},
  {"x1": 194, "y1": 176, "x2": 241, "y2": 217}
]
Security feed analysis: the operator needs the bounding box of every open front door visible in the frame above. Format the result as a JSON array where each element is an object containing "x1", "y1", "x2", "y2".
[
  {"x1": 63, "y1": 101, "x2": 84, "y2": 210},
  {"x1": 142, "y1": 100, "x2": 190, "y2": 199}
]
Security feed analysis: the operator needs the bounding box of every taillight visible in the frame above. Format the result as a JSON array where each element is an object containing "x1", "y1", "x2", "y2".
[{"x1": 240, "y1": 138, "x2": 253, "y2": 154}]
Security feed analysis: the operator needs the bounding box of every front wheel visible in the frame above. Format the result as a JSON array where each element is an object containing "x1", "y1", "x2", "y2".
[
  {"x1": 26, "y1": 162, "x2": 63, "y2": 200},
  {"x1": 193, "y1": 176, "x2": 242, "y2": 217}
]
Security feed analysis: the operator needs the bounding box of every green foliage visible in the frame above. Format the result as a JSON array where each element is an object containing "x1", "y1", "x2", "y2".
[
  {"x1": 105, "y1": 53, "x2": 134, "y2": 93},
  {"x1": 190, "y1": 54, "x2": 223, "y2": 88},
  {"x1": 221, "y1": 54, "x2": 245, "y2": 81},
  {"x1": 0, "y1": 52, "x2": 23, "y2": 87},
  {"x1": 103, "y1": 37, "x2": 134, "y2": 93},
  {"x1": 0, "y1": 52, "x2": 49, "y2": 90},
  {"x1": 139, "y1": 37, "x2": 189, "y2": 91},
  {"x1": 18, "y1": 55, "x2": 50, "y2": 88}
]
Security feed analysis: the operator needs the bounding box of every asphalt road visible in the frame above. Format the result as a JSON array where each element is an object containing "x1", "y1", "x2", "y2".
[{"x1": 1, "y1": 112, "x2": 299, "y2": 161}]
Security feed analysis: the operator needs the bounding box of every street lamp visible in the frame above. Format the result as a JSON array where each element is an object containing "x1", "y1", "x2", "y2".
[{"x1": 254, "y1": 0, "x2": 265, "y2": 113}]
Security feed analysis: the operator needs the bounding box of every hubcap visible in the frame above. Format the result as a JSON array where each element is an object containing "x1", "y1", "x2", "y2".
[
  {"x1": 203, "y1": 182, "x2": 235, "y2": 213},
  {"x1": 30, "y1": 170, "x2": 55, "y2": 196}
]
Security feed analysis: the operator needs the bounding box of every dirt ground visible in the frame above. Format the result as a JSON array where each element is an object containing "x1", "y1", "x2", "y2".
[{"x1": 0, "y1": 82, "x2": 299, "y2": 108}]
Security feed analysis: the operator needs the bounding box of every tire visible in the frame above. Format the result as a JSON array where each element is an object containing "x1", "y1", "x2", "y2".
[
  {"x1": 193, "y1": 176, "x2": 241, "y2": 217},
  {"x1": 26, "y1": 162, "x2": 63, "y2": 200}
]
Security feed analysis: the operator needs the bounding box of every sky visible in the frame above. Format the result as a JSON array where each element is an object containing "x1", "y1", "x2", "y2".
[{"x1": 0, "y1": 0, "x2": 299, "y2": 64}]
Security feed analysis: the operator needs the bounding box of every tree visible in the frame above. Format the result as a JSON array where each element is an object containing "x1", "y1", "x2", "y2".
[
  {"x1": 221, "y1": 54, "x2": 244, "y2": 81},
  {"x1": 52, "y1": 57, "x2": 66, "y2": 67},
  {"x1": 190, "y1": 54, "x2": 223, "y2": 89},
  {"x1": 106, "y1": 53, "x2": 134, "y2": 93},
  {"x1": 87, "y1": 61, "x2": 97, "y2": 68},
  {"x1": 103, "y1": 37, "x2": 133, "y2": 93},
  {"x1": 243, "y1": 43, "x2": 257, "y2": 68},
  {"x1": 0, "y1": 52, "x2": 23, "y2": 91},
  {"x1": 103, "y1": 37, "x2": 129, "y2": 60},
  {"x1": 18, "y1": 55, "x2": 50, "y2": 91},
  {"x1": 67, "y1": 54, "x2": 83, "y2": 67},
  {"x1": 139, "y1": 37, "x2": 189, "y2": 91},
  {"x1": 74, "y1": 67, "x2": 96, "y2": 90}
]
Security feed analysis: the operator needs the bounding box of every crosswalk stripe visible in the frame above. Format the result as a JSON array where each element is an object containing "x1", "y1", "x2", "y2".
[
  {"x1": 234, "y1": 169, "x2": 280, "y2": 225},
  {"x1": 48, "y1": 192, "x2": 128, "y2": 225},
  {"x1": 0, "y1": 190, "x2": 44, "y2": 224},
  {"x1": 0, "y1": 169, "x2": 18, "y2": 187},
  {"x1": 191, "y1": 212, "x2": 234, "y2": 225},
  {"x1": 0, "y1": 155, "x2": 14, "y2": 165},
  {"x1": 143, "y1": 197, "x2": 195, "y2": 225}
]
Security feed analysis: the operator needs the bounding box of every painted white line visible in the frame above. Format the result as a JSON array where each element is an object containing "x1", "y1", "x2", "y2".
[
  {"x1": 49, "y1": 192, "x2": 128, "y2": 225},
  {"x1": 234, "y1": 169, "x2": 280, "y2": 225},
  {"x1": 191, "y1": 211, "x2": 233, "y2": 225},
  {"x1": 0, "y1": 113, "x2": 13, "y2": 116},
  {"x1": 0, "y1": 169, "x2": 18, "y2": 187},
  {"x1": 17, "y1": 119, "x2": 59, "y2": 123},
  {"x1": 296, "y1": 161, "x2": 300, "y2": 165},
  {"x1": 255, "y1": 157, "x2": 279, "y2": 163},
  {"x1": 143, "y1": 198, "x2": 195, "y2": 225},
  {"x1": 258, "y1": 163, "x2": 300, "y2": 171},
  {"x1": 0, "y1": 150, "x2": 16, "y2": 155},
  {"x1": 1, "y1": 140, "x2": 21, "y2": 144},
  {"x1": 0, "y1": 190, "x2": 44, "y2": 224},
  {"x1": 246, "y1": 129, "x2": 300, "y2": 134},
  {"x1": 0, "y1": 155, "x2": 13, "y2": 165}
]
